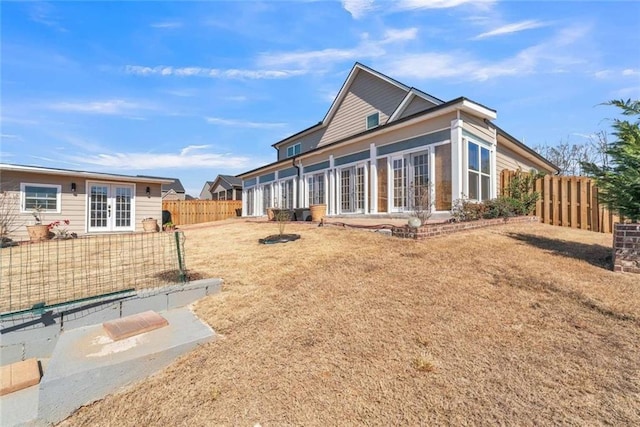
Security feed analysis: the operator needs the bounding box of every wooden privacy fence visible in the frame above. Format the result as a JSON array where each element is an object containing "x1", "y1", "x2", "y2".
[
  {"x1": 500, "y1": 170, "x2": 621, "y2": 233},
  {"x1": 162, "y1": 200, "x2": 242, "y2": 226}
]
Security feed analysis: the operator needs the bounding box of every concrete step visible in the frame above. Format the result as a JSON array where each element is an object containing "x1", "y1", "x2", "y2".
[{"x1": 0, "y1": 307, "x2": 214, "y2": 427}]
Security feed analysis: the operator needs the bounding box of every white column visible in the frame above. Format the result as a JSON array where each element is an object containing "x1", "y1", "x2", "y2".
[
  {"x1": 369, "y1": 143, "x2": 377, "y2": 214},
  {"x1": 328, "y1": 155, "x2": 335, "y2": 215},
  {"x1": 491, "y1": 127, "x2": 498, "y2": 199},
  {"x1": 292, "y1": 177, "x2": 297, "y2": 209},
  {"x1": 241, "y1": 188, "x2": 247, "y2": 216},
  {"x1": 451, "y1": 116, "x2": 464, "y2": 201},
  {"x1": 363, "y1": 163, "x2": 369, "y2": 214}
]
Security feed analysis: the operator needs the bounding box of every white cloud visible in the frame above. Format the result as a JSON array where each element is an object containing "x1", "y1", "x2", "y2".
[
  {"x1": 1, "y1": 134, "x2": 21, "y2": 139},
  {"x1": 29, "y1": 2, "x2": 67, "y2": 32},
  {"x1": 622, "y1": 69, "x2": 640, "y2": 76},
  {"x1": 474, "y1": 20, "x2": 549, "y2": 40},
  {"x1": 180, "y1": 145, "x2": 210, "y2": 156},
  {"x1": 258, "y1": 27, "x2": 416, "y2": 69},
  {"x1": 47, "y1": 99, "x2": 144, "y2": 115},
  {"x1": 382, "y1": 24, "x2": 591, "y2": 82},
  {"x1": 395, "y1": 0, "x2": 494, "y2": 10},
  {"x1": 124, "y1": 65, "x2": 307, "y2": 79},
  {"x1": 594, "y1": 70, "x2": 612, "y2": 79},
  {"x1": 342, "y1": 0, "x2": 376, "y2": 19},
  {"x1": 150, "y1": 21, "x2": 183, "y2": 29},
  {"x1": 206, "y1": 117, "x2": 286, "y2": 129},
  {"x1": 614, "y1": 85, "x2": 640, "y2": 98},
  {"x1": 343, "y1": 0, "x2": 493, "y2": 18},
  {"x1": 70, "y1": 148, "x2": 251, "y2": 170},
  {"x1": 380, "y1": 28, "x2": 419, "y2": 44}
]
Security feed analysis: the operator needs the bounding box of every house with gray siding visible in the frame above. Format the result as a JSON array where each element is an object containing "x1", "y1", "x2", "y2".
[
  {"x1": 209, "y1": 175, "x2": 242, "y2": 201},
  {"x1": 238, "y1": 63, "x2": 557, "y2": 218}
]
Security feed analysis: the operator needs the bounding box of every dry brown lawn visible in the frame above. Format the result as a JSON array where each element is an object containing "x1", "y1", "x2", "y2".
[{"x1": 63, "y1": 220, "x2": 640, "y2": 426}]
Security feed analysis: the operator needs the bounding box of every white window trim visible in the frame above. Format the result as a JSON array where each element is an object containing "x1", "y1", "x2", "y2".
[
  {"x1": 305, "y1": 171, "x2": 327, "y2": 208},
  {"x1": 464, "y1": 138, "x2": 494, "y2": 202},
  {"x1": 366, "y1": 111, "x2": 380, "y2": 130},
  {"x1": 85, "y1": 180, "x2": 136, "y2": 233},
  {"x1": 287, "y1": 142, "x2": 301, "y2": 158},
  {"x1": 20, "y1": 182, "x2": 62, "y2": 214},
  {"x1": 336, "y1": 161, "x2": 368, "y2": 215}
]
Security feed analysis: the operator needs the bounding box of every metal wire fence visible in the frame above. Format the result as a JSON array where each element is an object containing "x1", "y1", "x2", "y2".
[{"x1": 0, "y1": 231, "x2": 187, "y2": 315}]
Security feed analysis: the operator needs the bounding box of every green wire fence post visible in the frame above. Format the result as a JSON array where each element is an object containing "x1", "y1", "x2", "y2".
[{"x1": 174, "y1": 231, "x2": 187, "y2": 283}]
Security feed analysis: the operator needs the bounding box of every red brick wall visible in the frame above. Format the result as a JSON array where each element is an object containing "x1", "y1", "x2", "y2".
[
  {"x1": 613, "y1": 223, "x2": 640, "y2": 274},
  {"x1": 391, "y1": 216, "x2": 539, "y2": 240}
]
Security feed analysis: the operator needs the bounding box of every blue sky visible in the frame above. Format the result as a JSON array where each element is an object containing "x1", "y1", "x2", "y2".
[{"x1": 2, "y1": 0, "x2": 639, "y2": 196}]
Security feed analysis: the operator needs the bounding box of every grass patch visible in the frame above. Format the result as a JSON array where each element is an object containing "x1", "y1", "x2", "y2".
[{"x1": 64, "y1": 221, "x2": 640, "y2": 426}]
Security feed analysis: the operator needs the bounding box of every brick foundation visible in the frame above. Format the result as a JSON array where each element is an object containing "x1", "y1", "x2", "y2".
[
  {"x1": 391, "y1": 216, "x2": 539, "y2": 240},
  {"x1": 613, "y1": 223, "x2": 640, "y2": 274}
]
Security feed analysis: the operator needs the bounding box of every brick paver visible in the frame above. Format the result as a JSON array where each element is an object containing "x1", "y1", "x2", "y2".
[
  {"x1": 103, "y1": 311, "x2": 169, "y2": 341},
  {"x1": 0, "y1": 358, "x2": 41, "y2": 396}
]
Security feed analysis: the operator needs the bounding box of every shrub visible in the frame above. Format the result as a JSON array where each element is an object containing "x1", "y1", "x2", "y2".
[
  {"x1": 451, "y1": 197, "x2": 485, "y2": 222},
  {"x1": 503, "y1": 168, "x2": 541, "y2": 216},
  {"x1": 483, "y1": 198, "x2": 516, "y2": 219}
]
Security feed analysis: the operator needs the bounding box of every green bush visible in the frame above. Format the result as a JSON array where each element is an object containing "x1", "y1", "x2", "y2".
[
  {"x1": 483, "y1": 198, "x2": 516, "y2": 219},
  {"x1": 451, "y1": 198, "x2": 485, "y2": 222}
]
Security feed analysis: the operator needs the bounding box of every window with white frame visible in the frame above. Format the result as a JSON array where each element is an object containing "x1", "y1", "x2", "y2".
[
  {"x1": 366, "y1": 112, "x2": 380, "y2": 130},
  {"x1": 21, "y1": 183, "x2": 61, "y2": 213},
  {"x1": 467, "y1": 140, "x2": 491, "y2": 201},
  {"x1": 246, "y1": 188, "x2": 255, "y2": 215},
  {"x1": 286, "y1": 143, "x2": 301, "y2": 158},
  {"x1": 262, "y1": 184, "x2": 272, "y2": 214},
  {"x1": 307, "y1": 173, "x2": 325, "y2": 206},
  {"x1": 278, "y1": 179, "x2": 294, "y2": 209}
]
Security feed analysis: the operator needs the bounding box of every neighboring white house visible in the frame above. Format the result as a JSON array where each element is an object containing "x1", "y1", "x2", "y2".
[
  {"x1": 0, "y1": 163, "x2": 173, "y2": 241},
  {"x1": 238, "y1": 62, "x2": 557, "y2": 217}
]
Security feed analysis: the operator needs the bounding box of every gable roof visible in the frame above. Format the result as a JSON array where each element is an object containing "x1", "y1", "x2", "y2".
[
  {"x1": 272, "y1": 62, "x2": 444, "y2": 149},
  {"x1": 218, "y1": 175, "x2": 242, "y2": 187},
  {"x1": 210, "y1": 174, "x2": 242, "y2": 191},
  {"x1": 493, "y1": 124, "x2": 559, "y2": 174}
]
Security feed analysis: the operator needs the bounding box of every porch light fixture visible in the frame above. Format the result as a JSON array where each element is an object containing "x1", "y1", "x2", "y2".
[
  {"x1": 145, "y1": 186, "x2": 151, "y2": 197},
  {"x1": 71, "y1": 182, "x2": 77, "y2": 193}
]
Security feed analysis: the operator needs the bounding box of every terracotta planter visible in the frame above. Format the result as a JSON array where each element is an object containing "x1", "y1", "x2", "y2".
[
  {"x1": 26, "y1": 224, "x2": 51, "y2": 241},
  {"x1": 310, "y1": 204, "x2": 327, "y2": 222},
  {"x1": 142, "y1": 218, "x2": 158, "y2": 232}
]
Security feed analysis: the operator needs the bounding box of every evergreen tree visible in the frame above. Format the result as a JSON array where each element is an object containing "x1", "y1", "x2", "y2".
[{"x1": 582, "y1": 99, "x2": 640, "y2": 222}]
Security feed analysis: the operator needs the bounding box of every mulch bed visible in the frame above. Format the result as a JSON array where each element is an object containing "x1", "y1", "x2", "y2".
[{"x1": 258, "y1": 234, "x2": 301, "y2": 244}]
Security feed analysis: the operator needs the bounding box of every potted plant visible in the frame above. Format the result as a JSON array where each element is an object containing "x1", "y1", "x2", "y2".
[
  {"x1": 163, "y1": 221, "x2": 175, "y2": 232},
  {"x1": 309, "y1": 203, "x2": 327, "y2": 222},
  {"x1": 142, "y1": 217, "x2": 158, "y2": 232},
  {"x1": 26, "y1": 206, "x2": 51, "y2": 241}
]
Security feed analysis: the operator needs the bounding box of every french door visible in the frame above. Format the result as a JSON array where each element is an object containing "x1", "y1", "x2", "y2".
[
  {"x1": 391, "y1": 151, "x2": 430, "y2": 212},
  {"x1": 87, "y1": 183, "x2": 135, "y2": 232},
  {"x1": 339, "y1": 165, "x2": 365, "y2": 213}
]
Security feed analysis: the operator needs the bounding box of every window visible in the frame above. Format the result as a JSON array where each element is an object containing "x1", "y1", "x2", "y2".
[
  {"x1": 467, "y1": 140, "x2": 491, "y2": 201},
  {"x1": 21, "y1": 183, "x2": 61, "y2": 213},
  {"x1": 278, "y1": 179, "x2": 294, "y2": 209},
  {"x1": 286, "y1": 143, "x2": 301, "y2": 158},
  {"x1": 366, "y1": 112, "x2": 380, "y2": 130},
  {"x1": 262, "y1": 184, "x2": 272, "y2": 214},
  {"x1": 307, "y1": 173, "x2": 325, "y2": 206}
]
